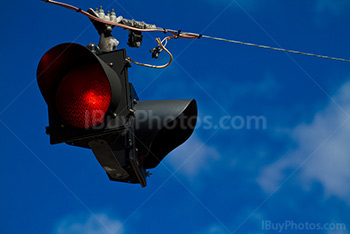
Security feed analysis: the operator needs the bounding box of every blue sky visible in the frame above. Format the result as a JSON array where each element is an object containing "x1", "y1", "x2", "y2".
[{"x1": 1, "y1": 0, "x2": 350, "y2": 233}]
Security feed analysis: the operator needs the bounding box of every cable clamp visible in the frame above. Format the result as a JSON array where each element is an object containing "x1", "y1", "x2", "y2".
[{"x1": 176, "y1": 30, "x2": 182, "y2": 39}]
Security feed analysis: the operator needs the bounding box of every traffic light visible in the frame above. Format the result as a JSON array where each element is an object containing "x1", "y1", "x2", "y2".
[{"x1": 37, "y1": 43, "x2": 197, "y2": 187}]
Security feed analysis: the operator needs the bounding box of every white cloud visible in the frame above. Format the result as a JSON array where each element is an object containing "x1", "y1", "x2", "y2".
[
  {"x1": 195, "y1": 210, "x2": 265, "y2": 234},
  {"x1": 167, "y1": 133, "x2": 220, "y2": 178},
  {"x1": 257, "y1": 82, "x2": 350, "y2": 203},
  {"x1": 192, "y1": 223, "x2": 230, "y2": 234},
  {"x1": 203, "y1": 225, "x2": 228, "y2": 234},
  {"x1": 54, "y1": 213, "x2": 124, "y2": 234}
]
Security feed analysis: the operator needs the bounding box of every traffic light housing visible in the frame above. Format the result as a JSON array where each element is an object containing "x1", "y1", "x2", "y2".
[{"x1": 37, "y1": 43, "x2": 197, "y2": 187}]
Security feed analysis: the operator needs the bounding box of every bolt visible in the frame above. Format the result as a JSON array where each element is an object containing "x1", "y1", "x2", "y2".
[{"x1": 128, "y1": 139, "x2": 133, "y2": 148}]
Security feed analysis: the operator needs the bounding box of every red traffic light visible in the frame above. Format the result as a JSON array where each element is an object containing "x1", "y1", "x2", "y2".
[
  {"x1": 37, "y1": 43, "x2": 122, "y2": 129},
  {"x1": 55, "y1": 64, "x2": 112, "y2": 128},
  {"x1": 37, "y1": 42, "x2": 198, "y2": 187}
]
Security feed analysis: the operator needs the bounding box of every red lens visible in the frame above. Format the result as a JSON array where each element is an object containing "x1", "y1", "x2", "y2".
[{"x1": 55, "y1": 64, "x2": 111, "y2": 128}]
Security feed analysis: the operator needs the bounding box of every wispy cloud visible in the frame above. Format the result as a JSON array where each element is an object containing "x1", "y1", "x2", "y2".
[
  {"x1": 257, "y1": 81, "x2": 350, "y2": 203},
  {"x1": 54, "y1": 213, "x2": 124, "y2": 234},
  {"x1": 167, "y1": 133, "x2": 221, "y2": 178},
  {"x1": 195, "y1": 224, "x2": 229, "y2": 234}
]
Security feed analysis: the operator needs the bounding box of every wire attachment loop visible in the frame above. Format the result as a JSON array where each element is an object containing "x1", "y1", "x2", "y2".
[{"x1": 128, "y1": 38, "x2": 173, "y2": 69}]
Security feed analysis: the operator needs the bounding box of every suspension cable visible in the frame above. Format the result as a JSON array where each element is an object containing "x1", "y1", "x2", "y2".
[{"x1": 41, "y1": 0, "x2": 350, "y2": 64}]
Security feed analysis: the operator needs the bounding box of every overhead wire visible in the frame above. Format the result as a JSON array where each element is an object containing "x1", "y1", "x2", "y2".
[
  {"x1": 41, "y1": 0, "x2": 350, "y2": 64},
  {"x1": 200, "y1": 35, "x2": 350, "y2": 63}
]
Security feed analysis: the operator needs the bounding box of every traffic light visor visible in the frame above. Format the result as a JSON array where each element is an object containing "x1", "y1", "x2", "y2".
[{"x1": 134, "y1": 99, "x2": 198, "y2": 169}]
